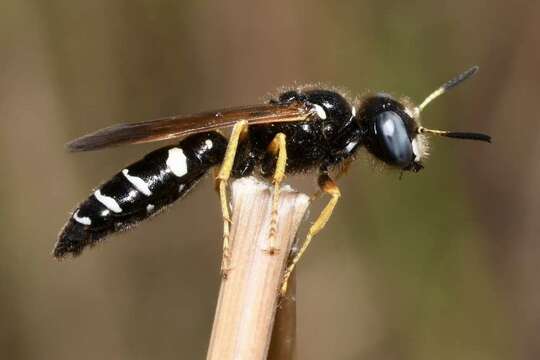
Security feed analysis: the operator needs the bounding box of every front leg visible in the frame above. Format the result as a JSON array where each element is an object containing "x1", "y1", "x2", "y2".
[
  {"x1": 310, "y1": 159, "x2": 352, "y2": 201},
  {"x1": 281, "y1": 172, "x2": 341, "y2": 295}
]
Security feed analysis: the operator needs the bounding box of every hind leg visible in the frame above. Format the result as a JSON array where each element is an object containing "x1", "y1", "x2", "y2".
[{"x1": 215, "y1": 120, "x2": 248, "y2": 277}]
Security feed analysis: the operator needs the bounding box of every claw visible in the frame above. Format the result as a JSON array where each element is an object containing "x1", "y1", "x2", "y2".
[
  {"x1": 220, "y1": 246, "x2": 233, "y2": 278},
  {"x1": 263, "y1": 245, "x2": 280, "y2": 255}
]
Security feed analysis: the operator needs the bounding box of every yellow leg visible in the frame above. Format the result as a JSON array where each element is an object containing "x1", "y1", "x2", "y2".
[
  {"x1": 216, "y1": 120, "x2": 249, "y2": 277},
  {"x1": 281, "y1": 174, "x2": 341, "y2": 295},
  {"x1": 310, "y1": 159, "x2": 351, "y2": 201},
  {"x1": 266, "y1": 133, "x2": 288, "y2": 255}
]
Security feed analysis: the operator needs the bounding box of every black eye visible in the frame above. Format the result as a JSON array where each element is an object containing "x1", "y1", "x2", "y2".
[{"x1": 374, "y1": 111, "x2": 413, "y2": 167}]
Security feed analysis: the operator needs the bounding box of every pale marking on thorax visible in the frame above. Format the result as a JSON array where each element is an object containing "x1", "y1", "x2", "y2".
[{"x1": 312, "y1": 104, "x2": 327, "y2": 120}]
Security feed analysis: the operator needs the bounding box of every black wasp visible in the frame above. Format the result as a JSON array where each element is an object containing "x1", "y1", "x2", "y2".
[{"x1": 55, "y1": 66, "x2": 491, "y2": 294}]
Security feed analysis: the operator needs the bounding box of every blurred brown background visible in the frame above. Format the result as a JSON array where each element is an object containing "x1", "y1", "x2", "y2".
[{"x1": 1, "y1": 1, "x2": 538, "y2": 359}]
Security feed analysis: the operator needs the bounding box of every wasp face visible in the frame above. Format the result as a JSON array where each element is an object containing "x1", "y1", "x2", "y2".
[{"x1": 357, "y1": 94, "x2": 426, "y2": 172}]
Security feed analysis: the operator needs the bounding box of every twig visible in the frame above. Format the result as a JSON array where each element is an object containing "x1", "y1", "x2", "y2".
[
  {"x1": 268, "y1": 271, "x2": 297, "y2": 360},
  {"x1": 207, "y1": 176, "x2": 310, "y2": 360}
]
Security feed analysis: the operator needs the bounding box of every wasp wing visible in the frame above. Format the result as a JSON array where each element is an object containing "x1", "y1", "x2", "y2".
[{"x1": 67, "y1": 103, "x2": 312, "y2": 152}]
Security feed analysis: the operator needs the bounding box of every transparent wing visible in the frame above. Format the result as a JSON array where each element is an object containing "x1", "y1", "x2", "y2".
[{"x1": 67, "y1": 102, "x2": 312, "y2": 152}]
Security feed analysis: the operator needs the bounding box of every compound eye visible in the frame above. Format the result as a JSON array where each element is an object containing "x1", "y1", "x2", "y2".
[{"x1": 374, "y1": 111, "x2": 413, "y2": 167}]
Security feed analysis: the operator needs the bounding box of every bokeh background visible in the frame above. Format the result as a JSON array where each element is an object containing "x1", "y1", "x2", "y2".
[{"x1": 1, "y1": 1, "x2": 538, "y2": 359}]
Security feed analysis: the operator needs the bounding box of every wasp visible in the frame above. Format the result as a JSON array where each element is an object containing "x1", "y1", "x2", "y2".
[{"x1": 55, "y1": 66, "x2": 491, "y2": 294}]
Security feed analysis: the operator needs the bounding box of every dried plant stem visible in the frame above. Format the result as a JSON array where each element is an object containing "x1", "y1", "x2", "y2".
[
  {"x1": 268, "y1": 271, "x2": 297, "y2": 360},
  {"x1": 207, "y1": 177, "x2": 309, "y2": 360}
]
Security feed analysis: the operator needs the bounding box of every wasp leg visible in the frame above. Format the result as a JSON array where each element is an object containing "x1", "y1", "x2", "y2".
[
  {"x1": 265, "y1": 132, "x2": 288, "y2": 255},
  {"x1": 280, "y1": 173, "x2": 341, "y2": 295},
  {"x1": 310, "y1": 159, "x2": 351, "y2": 201},
  {"x1": 216, "y1": 120, "x2": 249, "y2": 277}
]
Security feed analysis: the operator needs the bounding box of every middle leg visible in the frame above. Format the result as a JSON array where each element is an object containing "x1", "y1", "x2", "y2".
[{"x1": 265, "y1": 132, "x2": 287, "y2": 255}]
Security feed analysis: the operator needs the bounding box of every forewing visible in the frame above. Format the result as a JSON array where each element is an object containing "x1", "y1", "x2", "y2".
[{"x1": 67, "y1": 103, "x2": 311, "y2": 152}]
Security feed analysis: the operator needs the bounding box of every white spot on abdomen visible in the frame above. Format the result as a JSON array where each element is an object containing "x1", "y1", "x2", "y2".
[
  {"x1": 351, "y1": 105, "x2": 357, "y2": 117},
  {"x1": 312, "y1": 104, "x2": 327, "y2": 119},
  {"x1": 73, "y1": 210, "x2": 91, "y2": 225},
  {"x1": 122, "y1": 169, "x2": 152, "y2": 196},
  {"x1": 166, "y1": 148, "x2": 188, "y2": 177},
  {"x1": 146, "y1": 204, "x2": 155, "y2": 213},
  {"x1": 178, "y1": 184, "x2": 185, "y2": 193},
  {"x1": 94, "y1": 189, "x2": 122, "y2": 213},
  {"x1": 205, "y1": 139, "x2": 213, "y2": 149}
]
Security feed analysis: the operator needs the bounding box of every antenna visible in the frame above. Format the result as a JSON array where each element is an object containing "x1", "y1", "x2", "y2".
[
  {"x1": 418, "y1": 127, "x2": 491, "y2": 143},
  {"x1": 414, "y1": 66, "x2": 479, "y2": 117},
  {"x1": 414, "y1": 66, "x2": 491, "y2": 143}
]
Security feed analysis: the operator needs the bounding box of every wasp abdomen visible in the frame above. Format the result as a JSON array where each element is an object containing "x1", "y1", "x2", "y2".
[{"x1": 54, "y1": 132, "x2": 227, "y2": 258}]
